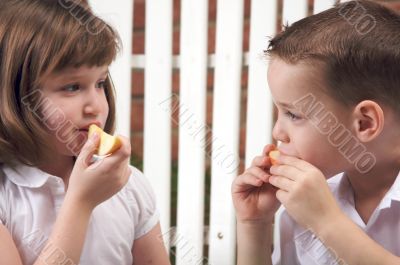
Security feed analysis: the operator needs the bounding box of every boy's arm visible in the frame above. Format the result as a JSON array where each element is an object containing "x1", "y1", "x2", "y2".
[
  {"x1": 269, "y1": 154, "x2": 400, "y2": 265},
  {"x1": 316, "y1": 213, "x2": 400, "y2": 265},
  {"x1": 237, "y1": 221, "x2": 273, "y2": 265},
  {"x1": 131, "y1": 222, "x2": 170, "y2": 265}
]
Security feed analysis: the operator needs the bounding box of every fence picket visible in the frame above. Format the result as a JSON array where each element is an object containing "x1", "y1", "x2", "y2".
[{"x1": 176, "y1": 0, "x2": 209, "y2": 264}]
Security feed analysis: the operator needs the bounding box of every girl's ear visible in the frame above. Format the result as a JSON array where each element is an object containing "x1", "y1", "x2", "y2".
[{"x1": 351, "y1": 100, "x2": 384, "y2": 143}]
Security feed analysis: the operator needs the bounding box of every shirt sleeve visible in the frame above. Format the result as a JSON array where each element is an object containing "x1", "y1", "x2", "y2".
[
  {"x1": 272, "y1": 210, "x2": 299, "y2": 265},
  {"x1": 125, "y1": 166, "x2": 160, "y2": 239}
]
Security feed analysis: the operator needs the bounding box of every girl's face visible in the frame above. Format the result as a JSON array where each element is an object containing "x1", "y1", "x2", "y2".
[
  {"x1": 39, "y1": 65, "x2": 110, "y2": 157},
  {"x1": 267, "y1": 58, "x2": 352, "y2": 178}
]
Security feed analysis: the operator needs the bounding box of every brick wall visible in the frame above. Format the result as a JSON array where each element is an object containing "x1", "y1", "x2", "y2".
[{"x1": 130, "y1": 0, "x2": 400, "y2": 171}]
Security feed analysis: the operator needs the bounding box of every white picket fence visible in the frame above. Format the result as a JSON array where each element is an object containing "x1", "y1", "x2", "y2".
[{"x1": 89, "y1": 0, "x2": 336, "y2": 264}]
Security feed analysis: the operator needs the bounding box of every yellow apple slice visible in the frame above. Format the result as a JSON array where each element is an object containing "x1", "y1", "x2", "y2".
[
  {"x1": 88, "y1": 124, "x2": 122, "y2": 156},
  {"x1": 268, "y1": 150, "x2": 280, "y2": 165}
]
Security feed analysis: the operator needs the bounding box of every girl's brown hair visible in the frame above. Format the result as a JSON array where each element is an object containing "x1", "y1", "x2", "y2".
[
  {"x1": 0, "y1": 0, "x2": 120, "y2": 166},
  {"x1": 266, "y1": 0, "x2": 400, "y2": 115}
]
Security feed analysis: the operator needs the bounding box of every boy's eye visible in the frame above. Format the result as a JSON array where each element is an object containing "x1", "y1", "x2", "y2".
[{"x1": 285, "y1": 111, "x2": 301, "y2": 121}]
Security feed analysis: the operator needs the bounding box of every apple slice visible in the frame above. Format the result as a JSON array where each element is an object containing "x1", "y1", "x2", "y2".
[
  {"x1": 268, "y1": 150, "x2": 280, "y2": 165},
  {"x1": 88, "y1": 124, "x2": 122, "y2": 156}
]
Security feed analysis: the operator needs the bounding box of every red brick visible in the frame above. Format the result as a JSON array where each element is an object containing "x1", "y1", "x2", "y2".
[
  {"x1": 173, "y1": 27, "x2": 180, "y2": 55},
  {"x1": 172, "y1": 69, "x2": 180, "y2": 94},
  {"x1": 131, "y1": 70, "x2": 144, "y2": 96},
  {"x1": 209, "y1": 0, "x2": 217, "y2": 22},
  {"x1": 131, "y1": 99, "x2": 144, "y2": 132},
  {"x1": 131, "y1": 132, "x2": 144, "y2": 159},
  {"x1": 171, "y1": 130, "x2": 179, "y2": 161},
  {"x1": 244, "y1": 0, "x2": 251, "y2": 19},
  {"x1": 173, "y1": 0, "x2": 181, "y2": 25},
  {"x1": 239, "y1": 126, "x2": 246, "y2": 158},
  {"x1": 241, "y1": 66, "x2": 248, "y2": 89},
  {"x1": 243, "y1": 19, "x2": 250, "y2": 52},
  {"x1": 133, "y1": 0, "x2": 145, "y2": 30},
  {"x1": 132, "y1": 30, "x2": 145, "y2": 54},
  {"x1": 206, "y1": 92, "x2": 213, "y2": 125},
  {"x1": 171, "y1": 95, "x2": 180, "y2": 130},
  {"x1": 207, "y1": 69, "x2": 214, "y2": 91},
  {"x1": 238, "y1": 159, "x2": 245, "y2": 175},
  {"x1": 208, "y1": 23, "x2": 216, "y2": 54}
]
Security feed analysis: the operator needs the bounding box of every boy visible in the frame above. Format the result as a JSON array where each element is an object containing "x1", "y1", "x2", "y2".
[{"x1": 232, "y1": 1, "x2": 400, "y2": 264}]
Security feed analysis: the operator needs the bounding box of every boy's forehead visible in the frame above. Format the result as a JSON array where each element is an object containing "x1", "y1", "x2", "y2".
[{"x1": 267, "y1": 58, "x2": 328, "y2": 106}]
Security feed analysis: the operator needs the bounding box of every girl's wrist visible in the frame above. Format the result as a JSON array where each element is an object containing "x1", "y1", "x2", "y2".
[{"x1": 63, "y1": 192, "x2": 95, "y2": 214}]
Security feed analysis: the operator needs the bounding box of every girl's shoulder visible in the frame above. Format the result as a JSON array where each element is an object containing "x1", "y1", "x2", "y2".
[{"x1": 118, "y1": 165, "x2": 157, "y2": 205}]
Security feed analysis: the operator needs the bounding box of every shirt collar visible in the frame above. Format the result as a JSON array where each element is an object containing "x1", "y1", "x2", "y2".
[
  {"x1": 337, "y1": 171, "x2": 400, "y2": 208},
  {"x1": 2, "y1": 162, "x2": 53, "y2": 188}
]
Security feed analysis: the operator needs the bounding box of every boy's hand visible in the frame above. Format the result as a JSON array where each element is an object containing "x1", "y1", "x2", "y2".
[
  {"x1": 232, "y1": 144, "x2": 281, "y2": 224},
  {"x1": 268, "y1": 154, "x2": 341, "y2": 231}
]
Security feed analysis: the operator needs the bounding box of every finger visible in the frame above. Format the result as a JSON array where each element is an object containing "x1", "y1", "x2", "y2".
[
  {"x1": 269, "y1": 175, "x2": 294, "y2": 192},
  {"x1": 269, "y1": 164, "x2": 301, "y2": 181},
  {"x1": 250, "y1": 155, "x2": 269, "y2": 168},
  {"x1": 262, "y1": 144, "x2": 277, "y2": 156},
  {"x1": 277, "y1": 154, "x2": 313, "y2": 171},
  {"x1": 234, "y1": 173, "x2": 265, "y2": 189},
  {"x1": 77, "y1": 132, "x2": 100, "y2": 168},
  {"x1": 275, "y1": 189, "x2": 288, "y2": 204},
  {"x1": 102, "y1": 135, "x2": 131, "y2": 163},
  {"x1": 246, "y1": 167, "x2": 270, "y2": 182}
]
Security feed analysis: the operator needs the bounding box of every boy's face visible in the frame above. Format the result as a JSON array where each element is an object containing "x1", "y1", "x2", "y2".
[
  {"x1": 267, "y1": 58, "x2": 351, "y2": 178},
  {"x1": 39, "y1": 65, "x2": 110, "y2": 157}
]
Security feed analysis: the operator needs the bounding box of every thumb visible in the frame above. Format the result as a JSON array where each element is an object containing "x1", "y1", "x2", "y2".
[{"x1": 77, "y1": 132, "x2": 100, "y2": 168}]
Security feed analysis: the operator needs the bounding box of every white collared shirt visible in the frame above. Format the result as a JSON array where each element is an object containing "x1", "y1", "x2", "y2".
[
  {"x1": 0, "y1": 162, "x2": 159, "y2": 265},
  {"x1": 272, "y1": 172, "x2": 400, "y2": 265}
]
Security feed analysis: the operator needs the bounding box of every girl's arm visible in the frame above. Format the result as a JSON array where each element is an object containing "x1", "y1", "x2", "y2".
[
  {"x1": 0, "y1": 195, "x2": 100, "y2": 265},
  {"x1": 131, "y1": 222, "x2": 170, "y2": 265},
  {"x1": 0, "y1": 224, "x2": 23, "y2": 265},
  {"x1": 0, "y1": 133, "x2": 132, "y2": 264}
]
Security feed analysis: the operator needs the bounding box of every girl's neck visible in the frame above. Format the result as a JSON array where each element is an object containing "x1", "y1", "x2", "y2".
[{"x1": 38, "y1": 155, "x2": 75, "y2": 185}]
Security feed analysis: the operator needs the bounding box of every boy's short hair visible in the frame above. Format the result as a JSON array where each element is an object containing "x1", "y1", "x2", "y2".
[
  {"x1": 0, "y1": 0, "x2": 120, "y2": 166},
  {"x1": 267, "y1": 0, "x2": 400, "y2": 115}
]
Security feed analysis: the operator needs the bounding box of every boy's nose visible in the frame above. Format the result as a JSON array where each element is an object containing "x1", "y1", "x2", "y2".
[{"x1": 272, "y1": 122, "x2": 290, "y2": 143}]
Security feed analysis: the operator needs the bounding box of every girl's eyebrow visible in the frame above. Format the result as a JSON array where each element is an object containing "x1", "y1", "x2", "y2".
[
  {"x1": 59, "y1": 70, "x2": 109, "y2": 80},
  {"x1": 276, "y1": 101, "x2": 295, "y2": 109}
]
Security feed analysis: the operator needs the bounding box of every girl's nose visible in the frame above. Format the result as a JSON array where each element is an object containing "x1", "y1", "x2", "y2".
[
  {"x1": 83, "y1": 88, "x2": 104, "y2": 116},
  {"x1": 272, "y1": 121, "x2": 290, "y2": 143}
]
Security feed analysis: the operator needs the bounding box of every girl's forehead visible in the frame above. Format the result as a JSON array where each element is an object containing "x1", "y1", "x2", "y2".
[{"x1": 47, "y1": 65, "x2": 109, "y2": 80}]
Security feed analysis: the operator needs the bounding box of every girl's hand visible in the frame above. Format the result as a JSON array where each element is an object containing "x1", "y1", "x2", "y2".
[
  {"x1": 232, "y1": 144, "x2": 281, "y2": 224},
  {"x1": 66, "y1": 132, "x2": 131, "y2": 210},
  {"x1": 268, "y1": 154, "x2": 342, "y2": 231}
]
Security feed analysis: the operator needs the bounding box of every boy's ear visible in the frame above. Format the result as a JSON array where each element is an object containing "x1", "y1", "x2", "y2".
[{"x1": 351, "y1": 100, "x2": 384, "y2": 142}]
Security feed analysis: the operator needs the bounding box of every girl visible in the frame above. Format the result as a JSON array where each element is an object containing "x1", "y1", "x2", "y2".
[{"x1": 0, "y1": 0, "x2": 170, "y2": 264}]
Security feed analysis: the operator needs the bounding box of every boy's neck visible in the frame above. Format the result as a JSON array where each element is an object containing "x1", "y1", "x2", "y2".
[{"x1": 346, "y1": 161, "x2": 399, "y2": 223}]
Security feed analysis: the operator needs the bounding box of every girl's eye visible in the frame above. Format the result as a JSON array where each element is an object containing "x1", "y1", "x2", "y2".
[
  {"x1": 62, "y1": 84, "x2": 80, "y2": 92},
  {"x1": 285, "y1": 111, "x2": 301, "y2": 121},
  {"x1": 96, "y1": 80, "x2": 106, "y2": 89}
]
